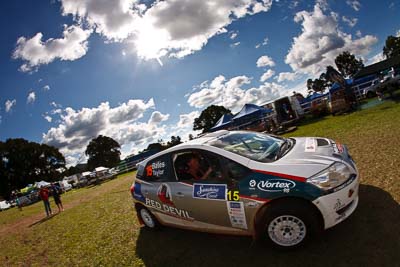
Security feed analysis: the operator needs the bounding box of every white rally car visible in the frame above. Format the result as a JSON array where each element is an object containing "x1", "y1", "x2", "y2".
[{"x1": 130, "y1": 130, "x2": 359, "y2": 248}]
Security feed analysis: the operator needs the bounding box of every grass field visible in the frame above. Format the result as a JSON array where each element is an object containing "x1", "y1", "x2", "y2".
[{"x1": 1, "y1": 96, "x2": 399, "y2": 266}]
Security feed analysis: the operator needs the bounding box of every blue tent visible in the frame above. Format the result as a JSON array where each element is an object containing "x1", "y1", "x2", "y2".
[
  {"x1": 330, "y1": 79, "x2": 353, "y2": 93},
  {"x1": 231, "y1": 104, "x2": 272, "y2": 129},
  {"x1": 210, "y1": 114, "x2": 233, "y2": 132},
  {"x1": 302, "y1": 92, "x2": 328, "y2": 103},
  {"x1": 233, "y1": 104, "x2": 270, "y2": 120}
]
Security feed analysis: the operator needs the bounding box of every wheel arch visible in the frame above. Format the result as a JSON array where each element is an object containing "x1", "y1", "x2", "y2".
[
  {"x1": 134, "y1": 203, "x2": 147, "y2": 225},
  {"x1": 252, "y1": 196, "x2": 324, "y2": 240}
]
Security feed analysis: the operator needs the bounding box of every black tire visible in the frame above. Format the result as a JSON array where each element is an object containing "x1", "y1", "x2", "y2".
[
  {"x1": 138, "y1": 206, "x2": 160, "y2": 230},
  {"x1": 259, "y1": 200, "x2": 320, "y2": 249}
]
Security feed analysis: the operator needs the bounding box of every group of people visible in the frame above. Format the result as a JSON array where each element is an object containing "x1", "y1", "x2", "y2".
[{"x1": 38, "y1": 183, "x2": 64, "y2": 217}]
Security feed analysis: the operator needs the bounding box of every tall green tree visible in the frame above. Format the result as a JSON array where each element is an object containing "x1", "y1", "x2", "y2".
[
  {"x1": 383, "y1": 35, "x2": 400, "y2": 59},
  {"x1": 306, "y1": 72, "x2": 331, "y2": 95},
  {"x1": 85, "y1": 135, "x2": 121, "y2": 170},
  {"x1": 193, "y1": 105, "x2": 232, "y2": 133},
  {"x1": 0, "y1": 139, "x2": 65, "y2": 198},
  {"x1": 166, "y1": 136, "x2": 182, "y2": 148},
  {"x1": 334, "y1": 51, "x2": 364, "y2": 78}
]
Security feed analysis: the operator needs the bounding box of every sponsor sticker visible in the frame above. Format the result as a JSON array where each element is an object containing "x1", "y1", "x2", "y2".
[
  {"x1": 332, "y1": 142, "x2": 344, "y2": 154},
  {"x1": 227, "y1": 201, "x2": 247, "y2": 229},
  {"x1": 305, "y1": 138, "x2": 316, "y2": 152},
  {"x1": 157, "y1": 183, "x2": 174, "y2": 206},
  {"x1": 193, "y1": 184, "x2": 227, "y2": 200},
  {"x1": 333, "y1": 198, "x2": 346, "y2": 211},
  {"x1": 146, "y1": 160, "x2": 166, "y2": 177},
  {"x1": 145, "y1": 198, "x2": 194, "y2": 221},
  {"x1": 249, "y1": 179, "x2": 296, "y2": 193}
]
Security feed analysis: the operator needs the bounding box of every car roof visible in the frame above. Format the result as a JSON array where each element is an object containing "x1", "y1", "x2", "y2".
[{"x1": 138, "y1": 130, "x2": 230, "y2": 165}]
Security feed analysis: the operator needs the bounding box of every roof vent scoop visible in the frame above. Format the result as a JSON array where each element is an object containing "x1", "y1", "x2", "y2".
[{"x1": 317, "y1": 138, "x2": 330, "y2": 146}]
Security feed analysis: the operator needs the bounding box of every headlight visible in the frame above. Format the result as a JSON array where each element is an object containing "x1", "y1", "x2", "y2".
[{"x1": 308, "y1": 162, "x2": 352, "y2": 191}]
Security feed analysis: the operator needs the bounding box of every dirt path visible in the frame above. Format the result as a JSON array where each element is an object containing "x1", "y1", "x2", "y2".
[{"x1": 0, "y1": 174, "x2": 133, "y2": 238}]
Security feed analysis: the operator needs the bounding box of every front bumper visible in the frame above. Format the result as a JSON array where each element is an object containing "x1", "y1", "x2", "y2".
[{"x1": 312, "y1": 174, "x2": 359, "y2": 229}]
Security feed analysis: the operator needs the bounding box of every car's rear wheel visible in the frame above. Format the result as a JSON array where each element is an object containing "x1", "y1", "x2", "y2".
[
  {"x1": 260, "y1": 201, "x2": 320, "y2": 249},
  {"x1": 138, "y1": 207, "x2": 159, "y2": 229}
]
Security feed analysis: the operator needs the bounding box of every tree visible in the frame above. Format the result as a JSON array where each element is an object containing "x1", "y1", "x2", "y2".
[
  {"x1": 0, "y1": 139, "x2": 65, "y2": 198},
  {"x1": 145, "y1": 142, "x2": 164, "y2": 152},
  {"x1": 383, "y1": 35, "x2": 400, "y2": 59},
  {"x1": 85, "y1": 135, "x2": 121, "y2": 170},
  {"x1": 325, "y1": 65, "x2": 346, "y2": 86},
  {"x1": 166, "y1": 136, "x2": 182, "y2": 148},
  {"x1": 306, "y1": 73, "x2": 331, "y2": 95},
  {"x1": 193, "y1": 105, "x2": 232, "y2": 133},
  {"x1": 334, "y1": 51, "x2": 364, "y2": 78}
]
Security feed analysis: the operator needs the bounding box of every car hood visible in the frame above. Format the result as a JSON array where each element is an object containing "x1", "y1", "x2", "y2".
[{"x1": 247, "y1": 137, "x2": 355, "y2": 179}]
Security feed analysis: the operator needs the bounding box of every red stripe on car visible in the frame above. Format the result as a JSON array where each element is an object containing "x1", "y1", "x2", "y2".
[
  {"x1": 253, "y1": 169, "x2": 307, "y2": 182},
  {"x1": 240, "y1": 195, "x2": 270, "y2": 202}
]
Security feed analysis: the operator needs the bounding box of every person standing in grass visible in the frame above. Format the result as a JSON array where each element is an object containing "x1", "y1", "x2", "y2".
[
  {"x1": 50, "y1": 183, "x2": 64, "y2": 212},
  {"x1": 39, "y1": 186, "x2": 52, "y2": 217}
]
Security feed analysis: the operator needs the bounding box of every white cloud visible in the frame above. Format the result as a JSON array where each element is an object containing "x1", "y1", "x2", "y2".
[
  {"x1": 285, "y1": 3, "x2": 377, "y2": 75},
  {"x1": 13, "y1": 25, "x2": 92, "y2": 72},
  {"x1": 356, "y1": 30, "x2": 362, "y2": 37},
  {"x1": 163, "y1": 111, "x2": 201, "y2": 141},
  {"x1": 51, "y1": 108, "x2": 63, "y2": 115},
  {"x1": 346, "y1": 0, "x2": 361, "y2": 11},
  {"x1": 368, "y1": 52, "x2": 385, "y2": 65},
  {"x1": 5, "y1": 99, "x2": 16, "y2": 112},
  {"x1": 187, "y1": 74, "x2": 288, "y2": 112},
  {"x1": 177, "y1": 111, "x2": 200, "y2": 129},
  {"x1": 230, "y1": 32, "x2": 238, "y2": 40},
  {"x1": 148, "y1": 111, "x2": 170, "y2": 124},
  {"x1": 43, "y1": 85, "x2": 50, "y2": 91},
  {"x1": 27, "y1": 92, "x2": 36, "y2": 104},
  {"x1": 60, "y1": 0, "x2": 273, "y2": 62},
  {"x1": 342, "y1": 16, "x2": 358, "y2": 27},
  {"x1": 42, "y1": 98, "x2": 165, "y2": 165},
  {"x1": 289, "y1": 1, "x2": 299, "y2": 9},
  {"x1": 316, "y1": 0, "x2": 329, "y2": 11},
  {"x1": 256, "y1": 55, "x2": 275, "y2": 67},
  {"x1": 260, "y1": 69, "x2": 275, "y2": 82},
  {"x1": 230, "y1": 42, "x2": 241, "y2": 48},
  {"x1": 255, "y1": 36, "x2": 268, "y2": 48},
  {"x1": 276, "y1": 71, "x2": 299, "y2": 82},
  {"x1": 44, "y1": 115, "x2": 52, "y2": 122},
  {"x1": 396, "y1": 29, "x2": 400, "y2": 37},
  {"x1": 50, "y1": 101, "x2": 62, "y2": 108}
]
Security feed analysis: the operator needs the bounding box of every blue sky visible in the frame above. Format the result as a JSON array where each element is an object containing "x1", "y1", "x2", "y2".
[{"x1": 0, "y1": 0, "x2": 399, "y2": 166}]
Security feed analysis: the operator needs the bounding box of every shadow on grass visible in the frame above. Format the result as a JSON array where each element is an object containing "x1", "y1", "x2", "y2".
[
  {"x1": 28, "y1": 212, "x2": 60, "y2": 227},
  {"x1": 135, "y1": 184, "x2": 399, "y2": 267}
]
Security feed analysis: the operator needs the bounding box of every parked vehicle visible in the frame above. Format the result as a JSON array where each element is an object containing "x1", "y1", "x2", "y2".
[
  {"x1": 0, "y1": 200, "x2": 11, "y2": 211},
  {"x1": 130, "y1": 130, "x2": 359, "y2": 249},
  {"x1": 60, "y1": 180, "x2": 73, "y2": 191}
]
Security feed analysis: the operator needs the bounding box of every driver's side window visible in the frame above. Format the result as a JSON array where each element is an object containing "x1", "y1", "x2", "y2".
[{"x1": 173, "y1": 150, "x2": 223, "y2": 182}]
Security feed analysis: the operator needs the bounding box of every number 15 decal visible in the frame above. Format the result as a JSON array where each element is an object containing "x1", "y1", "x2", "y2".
[{"x1": 227, "y1": 190, "x2": 239, "y2": 201}]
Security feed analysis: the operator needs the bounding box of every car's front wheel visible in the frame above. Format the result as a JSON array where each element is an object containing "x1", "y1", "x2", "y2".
[
  {"x1": 138, "y1": 207, "x2": 159, "y2": 229},
  {"x1": 260, "y1": 201, "x2": 320, "y2": 249}
]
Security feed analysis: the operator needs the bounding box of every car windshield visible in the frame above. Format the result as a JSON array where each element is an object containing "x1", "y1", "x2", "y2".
[{"x1": 207, "y1": 131, "x2": 288, "y2": 162}]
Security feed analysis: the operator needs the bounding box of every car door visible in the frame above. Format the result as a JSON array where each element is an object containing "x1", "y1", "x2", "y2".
[
  {"x1": 137, "y1": 153, "x2": 196, "y2": 227},
  {"x1": 168, "y1": 149, "x2": 252, "y2": 232}
]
